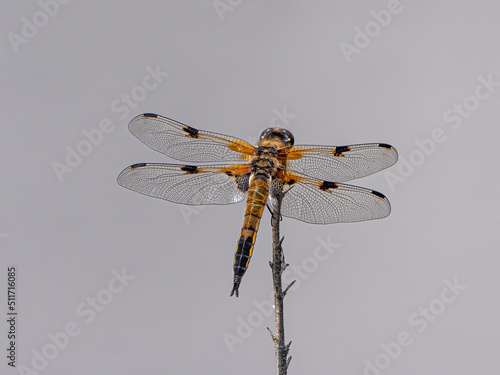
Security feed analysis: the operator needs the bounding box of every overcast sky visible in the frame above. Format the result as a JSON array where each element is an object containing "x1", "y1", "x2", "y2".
[{"x1": 2, "y1": 1, "x2": 500, "y2": 374}]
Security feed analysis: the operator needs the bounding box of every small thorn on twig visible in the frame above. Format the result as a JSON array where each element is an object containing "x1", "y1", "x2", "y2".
[
  {"x1": 283, "y1": 280, "x2": 296, "y2": 296},
  {"x1": 267, "y1": 327, "x2": 277, "y2": 342},
  {"x1": 280, "y1": 262, "x2": 288, "y2": 275},
  {"x1": 269, "y1": 261, "x2": 274, "y2": 268},
  {"x1": 280, "y1": 249, "x2": 287, "y2": 273},
  {"x1": 286, "y1": 356, "x2": 292, "y2": 369}
]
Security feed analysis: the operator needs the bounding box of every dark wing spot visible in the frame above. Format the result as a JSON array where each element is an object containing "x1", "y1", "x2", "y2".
[
  {"x1": 180, "y1": 165, "x2": 199, "y2": 174},
  {"x1": 287, "y1": 178, "x2": 297, "y2": 185},
  {"x1": 319, "y1": 181, "x2": 339, "y2": 191},
  {"x1": 130, "y1": 163, "x2": 147, "y2": 169},
  {"x1": 225, "y1": 171, "x2": 234, "y2": 176},
  {"x1": 142, "y1": 113, "x2": 158, "y2": 118},
  {"x1": 183, "y1": 126, "x2": 199, "y2": 138},
  {"x1": 333, "y1": 145, "x2": 351, "y2": 157},
  {"x1": 236, "y1": 174, "x2": 250, "y2": 193},
  {"x1": 378, "y1": 143, "x2": 392, "y2": 149},
  {"x1": 371, "y1": 190, "x2": 386, "y2": 199}
]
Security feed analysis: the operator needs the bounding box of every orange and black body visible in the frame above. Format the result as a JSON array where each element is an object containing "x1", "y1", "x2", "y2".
[
  {"x1": 230, "y1": 128, "x2": 295, "y2": 297},
  {"x1": 118, "y1": 113, "x2": 397, "y2": 298}
]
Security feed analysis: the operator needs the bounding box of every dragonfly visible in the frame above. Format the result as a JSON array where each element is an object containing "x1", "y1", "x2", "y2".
[{"x1": 117, "y1": 113, "x2": 398, "y2": 297}]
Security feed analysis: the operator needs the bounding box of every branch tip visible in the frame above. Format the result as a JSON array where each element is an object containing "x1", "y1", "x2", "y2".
[{"x1": 283, "y1": 280, "x2": 296, "y2": 296}]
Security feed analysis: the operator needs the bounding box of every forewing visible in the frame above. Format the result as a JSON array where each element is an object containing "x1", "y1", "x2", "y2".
[
  {"x1": 117, "y1": 163, "x2": 250, "y2": 205},
  {"x1": 281, "y1": 143, "x2": 398, "y2": 182},
  {"x1": 268, "y1": 170, "x2": 391, "y2": 224},
  {"x1": 128, "y1": 113, "x2": 255, "y2": 162}
]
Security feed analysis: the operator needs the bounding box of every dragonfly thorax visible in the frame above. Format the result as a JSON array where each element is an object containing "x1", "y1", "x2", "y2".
[{"x1": 249, "y1": 147, "x2": 280, "y2": 176}]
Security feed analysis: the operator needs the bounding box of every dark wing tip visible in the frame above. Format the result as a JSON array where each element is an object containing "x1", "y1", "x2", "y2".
[
  {"x1": 371, "y1": 189, "x2": 392, "y2": 218},
  {"x1": 378, "y1": 143, "x2": 393, "y2": 149},
  {"x1": 378, "y1": 143, "x2": 398, "y2": 165},
  {"x1": 371, "y1": 189, "x2": 386, "y2": 199},
  {"x1": 117, "y1": 163, "x2": 147, "y2": 185},
  {"x1": 142, "y1": 113, "x2": 158, "y2": 118},
  {"x1": 130, "y1": 162, "x2": 148, "y2": 169}
]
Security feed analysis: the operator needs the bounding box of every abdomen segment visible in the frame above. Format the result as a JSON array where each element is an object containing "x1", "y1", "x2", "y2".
[{"x1": 230, "y1": 175, "x2": 270, "y2": 297}]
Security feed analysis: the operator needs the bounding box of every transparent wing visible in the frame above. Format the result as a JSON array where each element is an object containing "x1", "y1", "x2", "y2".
[
  {"x1": 268, "y1": 169, "x2": 391, "y2": 224},
  {"x1": 128, "y1": 113, "x2": 255, "y2": 162},
  {"x1": 280, "y1": 143, "x2": 398, "y2": 182},
  {"x1": 117, "y1": 163, "x2": 251, "y2": 205}
]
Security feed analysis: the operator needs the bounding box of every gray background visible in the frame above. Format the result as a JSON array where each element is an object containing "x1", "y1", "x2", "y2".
[{"x1": 2, "y1": 1, "x2": 500, "y2": 374}]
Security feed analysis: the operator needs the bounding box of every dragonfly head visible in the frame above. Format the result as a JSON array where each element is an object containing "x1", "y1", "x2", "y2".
[{"x1": 259, "y1": 127, "x2": 295, "y2": 147}]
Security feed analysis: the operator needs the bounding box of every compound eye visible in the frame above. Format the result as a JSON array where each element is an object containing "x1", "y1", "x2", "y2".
[
  {"x1": 260, "y1": 128, "x2": 273, "y2": 139},
  {"x1": 284, "y1": 130, "x2": 295, "y2": 145}
]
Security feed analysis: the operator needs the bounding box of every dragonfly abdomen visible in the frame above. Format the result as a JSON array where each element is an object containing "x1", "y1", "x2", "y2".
[{"x1": 230, "y1": 174, "x2": 270, "y2": 297}]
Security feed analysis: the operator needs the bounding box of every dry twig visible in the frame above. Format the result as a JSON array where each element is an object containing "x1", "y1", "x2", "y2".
[{"x1": 268, "y1": 192, "x2": 293, "y2": 375}]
